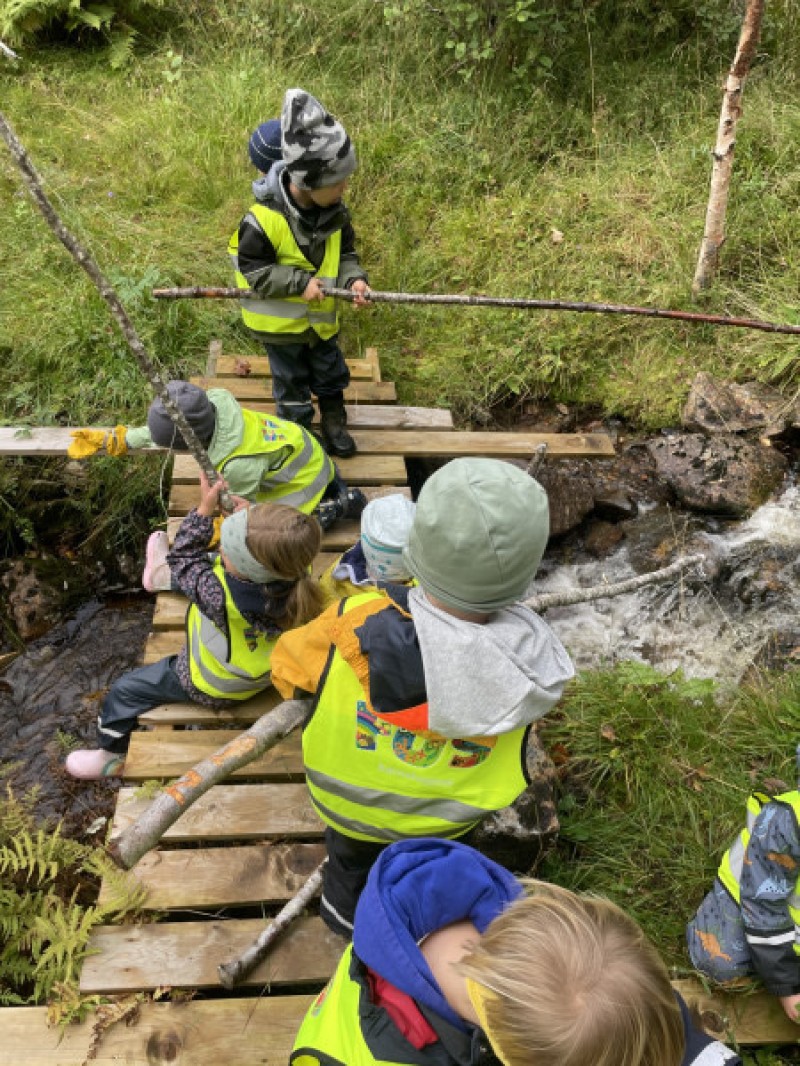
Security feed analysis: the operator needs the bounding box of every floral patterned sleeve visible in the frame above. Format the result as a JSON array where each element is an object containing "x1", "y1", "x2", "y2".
[{"x1": 165, "y1": 509, "x2": 227, "y2": 631}]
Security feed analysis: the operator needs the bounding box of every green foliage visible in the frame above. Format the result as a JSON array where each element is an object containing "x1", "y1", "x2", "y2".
[
  {"x1": 0, "y1": 788, "x2": 144, "y2": 1006},
  {"x1": 0, "y1": 0, "x2": 171, "y2": 65},
  {"x1": 539, "y1": 663, "x2": 798, "y2": 966}
]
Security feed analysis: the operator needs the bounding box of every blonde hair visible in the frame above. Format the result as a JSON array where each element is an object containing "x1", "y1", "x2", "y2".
[
  {"x1": 460, "y1": 881, "x2": 685, "y2": 1066},
  {"x1": 245, "y1": 504, "x2": 323, "y2": 628}
]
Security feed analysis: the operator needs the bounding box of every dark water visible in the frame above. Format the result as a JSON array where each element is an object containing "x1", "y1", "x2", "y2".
[{"x1": 0, "y1": 597, "x2": 153, "y2": 835}]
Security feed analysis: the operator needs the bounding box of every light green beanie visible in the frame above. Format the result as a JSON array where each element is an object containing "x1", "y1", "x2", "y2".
[{"x1": 402, "y1": 457, "x2": 550, "y2": 613}]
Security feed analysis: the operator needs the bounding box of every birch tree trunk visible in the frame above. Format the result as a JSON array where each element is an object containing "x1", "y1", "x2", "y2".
[{"x1": 692, "y1": 0, "x2": 765, "y2": 294}]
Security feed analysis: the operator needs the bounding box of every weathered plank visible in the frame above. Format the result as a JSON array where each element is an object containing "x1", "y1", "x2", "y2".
[
  {"x1": 0, "y1": 998, "x2": 313, "y2": 1066},
  {"x1": 161, "y1": 515, "x2": 360, "y2": 556},
  {"x1": 215, "y1": 355, "x2": 376, "y2": 380},
  {"x1": 190, "y1": 376, "x2": 397, "y2": 404},
  {"x1": 111, "y1": 783, "x2": 320, "y2": 842},
  {"x1": 333, "y1": 429, "x2": 615, "y2": 459},
  {"x1": 122, "y1": 729, "x2": 304, "y2": 781},
  {"x1": 672, "y1": 977, "x2": 800, "y2": 1046},
  {"x1": 170, "y1": 452, "x2": 408, "y2": 487},
  {"x1": 80, "y1": 916, "x2": 341, "y2": 993},
  {"x1": 139, "y1": 688, "x2": 281, "y2": 725},
  {"x1": 364, "y1": 345, "x2": 382, "y2": 382},
  {"x1": 235, "y1": 401, "x2": 452, "y2": 429},
  {"x1": 99, "y1": 841, "x2": 326, "y2": 910}
]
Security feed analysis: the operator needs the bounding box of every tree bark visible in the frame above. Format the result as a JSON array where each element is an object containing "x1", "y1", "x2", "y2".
[
  {"x1": 0, "y1": 111, "x2": 229, "y2": 504},
  {"x1": 692, "y1": 0, "x2": 765, "y2": 294},
  {"x1": 151, "y1": 285, "x2": 800, "y2": 337},
  {"x1": 108, "y1": 698, "x2": 311, "y2": 870},
  {"x1": 217, "y1": 861, "x2": 327, "y2": 988}
]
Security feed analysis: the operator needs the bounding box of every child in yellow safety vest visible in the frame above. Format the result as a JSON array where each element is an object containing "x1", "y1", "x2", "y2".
[
  {"x1": 686, "y1": 780, "x2": 800, "y2": 1025},
  {"x1": 291, "y1": 837, "x2": 741, "y2": 1066},
  {"x1": 68, "y1": 380, "x2": 366, "y2": 591},
  {"x1": 319, "y1": 493, "x2": 416, "y2": 608},
  {"x1": 64, "y1": 474, "x2": 322, "y2": 780},
  {"x1": 228, "y1": 87, "x2": 371, "y2": 459},
  {"x1": 270, "y1": 457, "x2": 575, "y2": 937}
]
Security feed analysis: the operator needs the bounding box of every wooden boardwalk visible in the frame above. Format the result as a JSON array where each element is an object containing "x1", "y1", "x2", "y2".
[{"x1": 1, "y1": 347, "x2": 795, "y2": 1063}]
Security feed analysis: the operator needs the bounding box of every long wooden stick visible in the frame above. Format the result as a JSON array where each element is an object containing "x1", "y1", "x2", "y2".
[
  {"x1": 692, "y1": 0, "x2": 765, "y2": 294},
  {"x1": 525, "y1": 554, "x2": 704, "y2": 613},
  {"x1": 217, "y1": 860, "x2": 327, "y2": 989},
  {"x1": 0, "y1": 111, "x2": 228, "y2": 503},
  {"x1": 108, "y1": 697, "x2": 311, "y2": 870},
  {"x1": 151, "y1": 284, "x2": 800, "y2": 338}
]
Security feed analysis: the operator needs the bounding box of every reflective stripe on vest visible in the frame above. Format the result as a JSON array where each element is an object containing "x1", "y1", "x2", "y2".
[
  {"x1": 718, "y1": 790, "x2": 800, "y2": 949},
  {"x1": 302, "y1": 593, "x2": 529, "y2": 843},
  {"x1": 219, "y1": 409, "x2": 333, "y2": 513},
  {"x1": 292, "y1": 946, "x2": 411, "y2": 1066},
  {"x1": 228, "y1": 206, "x2": 341, "y2": 339},
  {"x1": 187, "y1": 558, "x2": 277, "y2": 700}
]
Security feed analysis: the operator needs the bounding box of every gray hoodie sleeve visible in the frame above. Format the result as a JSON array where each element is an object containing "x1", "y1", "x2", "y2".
[{"x1": 739, "y1": 799, "x2": 800, "y2": 996}]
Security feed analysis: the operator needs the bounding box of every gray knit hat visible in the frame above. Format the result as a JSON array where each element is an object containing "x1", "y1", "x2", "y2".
[
  {"x1": 281, "y1": 88, "x2": 357, "y2": 190},
  {"x1": 147, "y1": 381, "x2": 216, "y2": 450},
  {"x1": 402, "y1": 458, "x2": 550, "y2": 613}
]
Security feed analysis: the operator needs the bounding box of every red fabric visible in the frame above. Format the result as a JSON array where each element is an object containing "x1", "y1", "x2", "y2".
[
  {"x1": 376, "y1": 701, "x2": 430, "y2": 731},
  {"x1": 366, "y1": 969, "x2": 439, "y2": 1049}
]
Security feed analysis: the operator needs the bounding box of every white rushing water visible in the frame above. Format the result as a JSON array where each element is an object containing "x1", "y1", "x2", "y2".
[{"x1": 534, "y1": 484, "x2": 800, "y2": 682}]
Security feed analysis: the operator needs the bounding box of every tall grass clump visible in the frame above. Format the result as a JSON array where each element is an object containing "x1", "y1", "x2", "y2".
[{"x1": 539, "y1": 662, "x2": 798, "y2": 967}]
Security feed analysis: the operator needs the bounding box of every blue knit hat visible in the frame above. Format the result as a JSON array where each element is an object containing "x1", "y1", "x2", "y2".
[{"x1": 248, "y1": 119, "x2": 282, "y2": 173}]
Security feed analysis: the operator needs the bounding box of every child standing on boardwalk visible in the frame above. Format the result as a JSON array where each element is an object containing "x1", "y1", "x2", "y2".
[
  {"x1": 687, "y1": 781, "x2": 800, "y2": 1025},
  {"x1": 270, "y1": 457, "x2": 575, "y2": 936},
  {"x1": 65, "y1": 474, "x2": 322, "y2": 780},
  {"x1": 291, "y1": 837, "x2": 741, "y2": 1066},
  {"x1": 228, "y1": 87, "x2": 371, "y2": 459}
]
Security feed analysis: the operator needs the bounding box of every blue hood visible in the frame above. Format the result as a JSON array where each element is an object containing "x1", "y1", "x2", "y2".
[{"x1": 352, "y1": 838, "x2": 522, "y2": 1031}]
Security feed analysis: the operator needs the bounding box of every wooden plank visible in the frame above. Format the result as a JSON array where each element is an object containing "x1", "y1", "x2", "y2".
[
  {"x1": 234, "y1": 402, "x2": 453, "y2": 429},
  {"x1": 111, "y1": 782, "x2": 320, "y2": 842},
  {"x1": 80, "y1": 915, "x2": 341, "y2": 993},
  {"x1": 170, "y1": 452, "x2": 407, "y2": 487},
  {"x1": 215, "y1": 354, "x2": 376, "y2": 380},
  {"x1": 333, "y1": 429, "x2": 616, "y2": 459},
  {"x1": 99, "y1": 841, "x2": 326, "y2": 910},
  {"x1": 160, "y1": 516, "x2": 358, "y2": 558},
  {"x1": 121, "y1": 730, "x2": 305, "y2": 781},
  {"x1": 0, "y1": 998, "x2": 314, "y2": 1066},
  {"x1": 190, "y1": 376, "x2": 397, "y2": 404},
  {"x1": 364, "y1": 345, "x2": 382, "y2": 382},
  {"x1": 139, "y1": 685, "x2": 282, "y2": 726}
]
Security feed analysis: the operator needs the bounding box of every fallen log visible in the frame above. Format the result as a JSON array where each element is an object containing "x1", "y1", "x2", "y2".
[
  {"x1": 217, "y1": 860, "x2": 327, "y2": 989},
  {"x1": 109, "y1": 698, "x2": 310, "y2": 870}
]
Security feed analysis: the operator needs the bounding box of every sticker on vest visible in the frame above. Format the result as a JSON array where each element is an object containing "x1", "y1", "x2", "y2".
[
  {"x1": 392, "y1": 729, "x2": 445, "y2": 767},
  {"x1": 310, "y1": 979, "x2": 333, "y2": 1017},
  {"x1": 449, "y1": 737, "x2": 495, "y2": 768},
  {"x1": 356, "y1": 702, "x2": 391, "y2": 750},
  {"x1": 260, "y1": 416, "x2": 288, "y2": 443},
  {"x1": 243, "y1": 624, "x2": 260, "y2": 653}
]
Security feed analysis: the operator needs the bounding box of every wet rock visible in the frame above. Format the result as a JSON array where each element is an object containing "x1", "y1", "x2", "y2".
[
  {"x1": 2, "y1": 559, "x2": 68, "y2": 641},
  {"x1": 647, "y1": 433, "x2": 787, "y2": 517},
  {"x1": 537, "y1": 467, "x2": 596, "y2": 536},
  {"x1": 682, "y1": 373, "x2": 797, "y2": 436},
  {"x1": 584, "y1": 520, "x2": 625, "y2": 557},
  {"x1": 472, "y1": 729, "x2": 559, "y2": 873},
  {"x1": 741, "y1": 629, "x2": 800, "y2": 681},
  {"x1": 593, "y1": 491, "x2": 638, "y2": 522},
  {"x1": 622, "y1": 509, "x2": 703, "y2": 573}
]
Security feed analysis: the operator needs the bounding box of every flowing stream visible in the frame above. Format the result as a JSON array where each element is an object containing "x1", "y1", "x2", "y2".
[{"x1": 536, "y1": 483, "x2": 800, "y2": 682}]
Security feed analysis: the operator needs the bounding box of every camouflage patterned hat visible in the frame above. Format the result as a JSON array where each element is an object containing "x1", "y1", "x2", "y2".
[{"x1": 280, "y1": 88, "x2": 357, "y2": 191}]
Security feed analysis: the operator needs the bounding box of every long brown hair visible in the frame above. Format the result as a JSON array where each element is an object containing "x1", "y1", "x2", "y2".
[{"x1": 245, "y1": 504, "x2": 323, "y2": 628}]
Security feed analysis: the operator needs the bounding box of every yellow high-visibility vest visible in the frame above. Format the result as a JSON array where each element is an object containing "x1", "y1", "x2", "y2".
[
  {"x1": 229, "y1": 205, "x2": 341, "y2": 339},
  {"x1": 187, "y1": 558, "x2": 277, "y2": 700},
  {"x1": 302, "y1": 592, "x2": 530, "y2": 843}
]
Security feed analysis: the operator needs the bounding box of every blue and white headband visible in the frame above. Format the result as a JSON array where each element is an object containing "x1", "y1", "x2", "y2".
[{"x1": 219, "y1": 508, "x2": 287, "y2": 584}]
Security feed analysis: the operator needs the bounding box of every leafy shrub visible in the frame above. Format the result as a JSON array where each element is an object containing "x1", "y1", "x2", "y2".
[
  {"x1": 0, "y1": 786, "x2": 144, "y2": 1006},
  {"x1": 0, "y1": 0, "x2": 172, "y2": 66}
]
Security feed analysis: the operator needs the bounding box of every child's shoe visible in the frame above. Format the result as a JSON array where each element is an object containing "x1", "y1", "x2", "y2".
[
  {"x1": 142, "y1": 530, "x2": 171, "y2": 593},
  {"x1": 65, "y1": 748, "x2": 125, "y2": 779}
]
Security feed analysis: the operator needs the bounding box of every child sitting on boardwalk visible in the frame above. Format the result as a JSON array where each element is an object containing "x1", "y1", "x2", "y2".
[
  {"x1": 291, "y1": 837, "x2": 741, "y2": 1066},
  {"x1": 65, "y1": 474, "x2": 322, "y2": 780},
  {"x1": 686, "y1": 782, "x2": 800, "y2": 1024},
  {"x1": 319, "y1": 492, "x2": 416, "y2": 607},
  {"x1": 270, "y1": 457, "x2": 575, "y2": 936}
]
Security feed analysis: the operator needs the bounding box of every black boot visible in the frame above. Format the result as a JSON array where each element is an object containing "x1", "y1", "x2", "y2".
[{"x1": 319, "y1": 395, "x2": 357, "y2": 459}]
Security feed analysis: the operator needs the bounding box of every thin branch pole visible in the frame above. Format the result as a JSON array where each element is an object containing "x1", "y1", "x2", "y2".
[
  {"x1": 108, "y1": 698, "x2": 311, "y2": 870},
  {"x1": 218, "y1": 860, "x2": 327, "y2": 989},
  {"x1": 524, "y1": 554, "x2": 704, "y2": 613},
  {"x1": 0, "y1": 40, "x2": 20, "y2": 60},
  {"x1": 151, "y1": 285, "x2": 800, "y2": 338},
  {"x1": 692, "y1": 0, "x2": 765, "y2": 294},
  {"x1": 0, "y1": 111, "x2": 229, "y2": 504}
]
